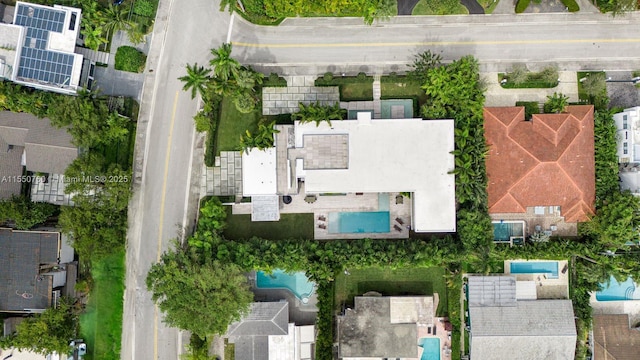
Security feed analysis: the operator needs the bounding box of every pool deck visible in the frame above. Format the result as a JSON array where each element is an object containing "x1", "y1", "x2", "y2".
[
  {"x1": 590, "y1": 292, "x2": 640, "y2": 327},
  {"x1": 504, "y1": 260, "x2": 570, "y2": 299},
  {"x1": 491, "y1": 206, "x2": 578, "y2": 239},
  {"x1": 231, "y1": 190, "x2": 412, "y2": 240},
  {"x1": 414, "y1": 294, "x2": 452, "y2": 360}
]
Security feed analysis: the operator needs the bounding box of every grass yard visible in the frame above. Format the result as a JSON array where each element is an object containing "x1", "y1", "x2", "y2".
[
  {"x1": 380, "y1": 77, "x2": 428, "y2": 116},
  {"x1": 339, "y1": 82, "x2": 373, "y2": 101},
  {"x1": 334, "y1": 267, "x2": 448, "y2": 316},
  {"x1": 216, "y1": 97, "x2": 261, "y2": 154},
  {"x1": 412, "y1": 0, "x2": 468, "y2": 15},
  {"x1": 79, "y1": 251, "x2": 125, "y2": 360},
  {"x1": 498, "y1": 73, "x2": 558, "y2": 89},
  {"x1": 223, "y1": 206, "x2": 314, "y2": 240},
  {"x1": 96, "y1": 121, "x2": 136, "y2": 171}
]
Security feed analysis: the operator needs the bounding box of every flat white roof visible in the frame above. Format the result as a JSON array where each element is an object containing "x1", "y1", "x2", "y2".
[
  {"x1": 294, "y1": 116, "x2": 456, "y2": 232},
  {"x1": 242, "y1": 148, "x2": 277, "y2": 196}
]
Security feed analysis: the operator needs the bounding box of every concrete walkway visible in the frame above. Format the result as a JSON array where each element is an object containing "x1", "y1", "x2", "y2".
[
  {"x1": 483, "y1": 71, "x2": 579, "y2": 107},
  {"x1": 373, "y1": 75, "x2": 382, "y2": 118}
]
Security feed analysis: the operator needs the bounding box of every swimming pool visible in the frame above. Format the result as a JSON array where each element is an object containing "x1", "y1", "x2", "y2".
[
  {"x1": 418, "y1": 337, "x2": 440, "y2": 360},
  {"x1": 492, "y1": 220, "x2": 525, "y2": 243},
  {"x1": 328, "y1": 211, "x2": 390, "y2": 233},
  {"x1": 510, "y1": 261, "x2": 559, "y2": 279},
  {"x1": 596, "y1": 276, "x2": 640, "y2": 301},
  {"x1": 256, "y1": 269, "x2": 315, "y2": 302}
]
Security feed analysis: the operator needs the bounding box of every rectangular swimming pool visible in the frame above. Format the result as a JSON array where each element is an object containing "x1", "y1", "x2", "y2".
[
  {"x1": 492, "y1": 220, "x2": 525, "y2": 243},
  {"x1": 328, "y1": 211, "x2": 390, "y2": 233},
  {"x1": 418, "y1": 337, "x2": 440, "y2": 360},
  {"x1": 510, "y1": 261, "x2": 559, "y2": 279}
]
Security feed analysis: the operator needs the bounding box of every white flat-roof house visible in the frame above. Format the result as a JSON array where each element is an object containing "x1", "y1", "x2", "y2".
[
  {"x1": 614, "y1": 107, "x2": 640, "y2": 194},
  {"x1": 0, "y1": 2, "x2": 84, "y2": 94},
  {"x1": 242, "y1": 112, "x2": 456, "y2": 233}
]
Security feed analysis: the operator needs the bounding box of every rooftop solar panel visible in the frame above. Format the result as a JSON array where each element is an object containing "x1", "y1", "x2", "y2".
[{"x1": 14, "y1": 3, "x2": 78, "y2": 86}]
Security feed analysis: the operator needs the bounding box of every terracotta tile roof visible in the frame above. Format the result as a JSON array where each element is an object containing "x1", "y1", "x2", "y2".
[
  {"x1": 593, "y1": 314, "x2": 640, "y2": 360},
  {"x1": 484, "y1": 105, "x2": 595, "y2": 222}
]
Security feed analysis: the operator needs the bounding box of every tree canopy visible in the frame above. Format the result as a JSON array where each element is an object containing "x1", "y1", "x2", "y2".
[
  {"x1": 0, "y1": 196, "x2": 57, "y2": 230},
  {"x1": 1, "y1": 298, "x2": 77, "y2": 355}
]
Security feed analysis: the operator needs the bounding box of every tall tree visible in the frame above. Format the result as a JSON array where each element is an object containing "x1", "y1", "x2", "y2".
[
  {"x1": 210, "y1": 43, "x2": 240, "y2": 81},
  {"x1": 179, "y1": 63, "x2": 212, "y2": 99},
  {"x1": 81, "y1": 24, "x2": 107, "y2": 51},
  {"x1": 146, "y1": 244, "x2": 253, "y2": 339},
  {"x1": 407, "y1": 50, "x2": 442, "y2": 84},
  {"x1": 100, "y1": 4, "x2": 134, "y2": 39},
  {"x1": 0, "y1": 196, "x2": 57, "y2": 230},
  {"x1": 363, "y1": 0, "x2": 396, "y2": 25},
  {"x1": 3, "y1": 298, "x2": 77, "y2": 355}
]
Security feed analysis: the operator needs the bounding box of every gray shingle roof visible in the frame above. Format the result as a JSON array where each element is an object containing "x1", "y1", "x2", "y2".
[
  {"x1": 0, "y1": 111, "x2": 77, "y2": 175},
  {"x1": 469, "y1": 300, "x2": 577, "y2": 360},
  {"x1": 0, "y1": 228, "x2": 60, "y2": 312},
  {"x1": 338, "y1": 297, "x2": 422, "y2": 358},
  {"x1": 227, "y1": 302, "x2": 289, "y2": 337},
  {"x1": 467, "y1": 275, "x2": 517, "y2": 307},
  {"x1": 226, "y1": 302, "x2": 289, "y2": 360}
]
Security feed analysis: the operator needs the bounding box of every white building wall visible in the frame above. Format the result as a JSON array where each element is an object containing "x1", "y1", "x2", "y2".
[{"x1": 614, "y1": 107, "x2": 640, "y2": 163}]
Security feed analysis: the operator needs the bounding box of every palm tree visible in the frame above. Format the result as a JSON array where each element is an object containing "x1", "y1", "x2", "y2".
[
  {"x1": 210, "y1": 43, "x2": 240, "y2": 81},
  {"x1": 81, "y1": 24, "x2": 108, "y2": 51},
  {"x1": 545, "y1": 92, "x2": 569, "y2": 114},
  {"x1": 101, "y1": 5, "x2": 134, "y2": 40},
  {"x1": 178, "y1": 63, "x2": 211, "y2": 99},
  {"x1": 209, "y1": 76, "x2": 237, "y2": 97}
]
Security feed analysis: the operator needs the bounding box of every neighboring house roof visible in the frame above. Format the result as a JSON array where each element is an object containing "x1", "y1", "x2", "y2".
[
  {"x1": 593, "y1": 314, "x2": 640, "y2": 360},
  {"x1": 0, "y1": 228, "x2": 60, "y2": 312},
  {"x1": 227, "y1": 302, "x2": 289, "y2": 360},
  {"x1": 467, "y1": 275, "x2": 516, "y2": 307},
  {"x1": 484, "y1": 106, "x2": 595, "y2": 222},
  {"x1": 613, "y1": 106, "x2": 640, "y2": 163},
  {"x1": 338, "y1": 296, "x2": 434, "y2": 359},
  {"x1": 469, "y1": 300, "x2": 576, "y2": 360},
  {"x1": 0, "y1": 111, "x2": 77, "y2": 174},
  {"x1": 7, "y1": 2, "x2": 84, "y2": 94}
]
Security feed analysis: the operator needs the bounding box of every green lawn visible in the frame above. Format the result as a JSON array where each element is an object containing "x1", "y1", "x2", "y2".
[
  {"x1": 577, "y1": 71, "x2": 606, "y2": 101},
  {"x1": 412, "y1": 0, "x2": 468, "y2": 15},
  {"x1": 339, "y1": 82, "x2": 373, "y2": 101},
  {"x1": 380, "y1": 78, "x2": 428, "y2": 116},
  {"x1": 79, "y1": 251, "x2": 125, "y2": 360},
  {"x1": 223, "y1": 206, "x2": 314, "y2": 240},
  {"x1": 216, "y1": 97, "x2": 261, "y2": 154},
  {"x1": 498, "y1": 73, "x2": 558, "y2": 89},
  {"x1": 334, "y1": 267, "x2": 448, "y2": 316}
]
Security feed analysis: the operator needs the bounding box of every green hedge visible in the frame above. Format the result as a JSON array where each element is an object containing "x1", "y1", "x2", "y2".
[
  {"x1": 314, "y1": 72, "x2": 374, "y2": 86},
  {"x1": 114, "y1": 46, "x2": 146, "y2": 73},
  {"x1": 261, "y1": 73, "x2": 288, "y2": 87},
  {"x1": 515, "y1": 0, "x2": 530, "y2": 13},
  {"x1": 204, "y1": 98, "x2": 222, "y2": 167},
  {"x1": 133, "y1": 0, "x2": 159, "y2": 17},
  {"x1": 314, "y1": 282, "x2": 334, "y2": 360},
  {"x1": 515, "y1": 101, "x2": 540, "y2": 120},
  {"x1": 561, "y1": 0, "x2": 580, "y2": 11}
]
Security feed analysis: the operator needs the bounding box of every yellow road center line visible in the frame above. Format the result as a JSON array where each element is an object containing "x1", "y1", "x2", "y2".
[
  {"x1": 232, "y1": 37, "x2": 640, "y2": 48},
  {"x1": 154, "y1": 90, "x2": 180, "y2": 360}
]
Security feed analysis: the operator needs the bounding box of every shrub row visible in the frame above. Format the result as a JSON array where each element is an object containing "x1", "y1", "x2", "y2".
[{"x1": 315, "y1": 72, "x2": 373, "y2": 86}]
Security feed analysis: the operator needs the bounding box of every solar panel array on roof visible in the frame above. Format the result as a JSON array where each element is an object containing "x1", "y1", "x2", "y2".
[{"x1": 14, "y1": 3, "x2": 75, "y2": 86}]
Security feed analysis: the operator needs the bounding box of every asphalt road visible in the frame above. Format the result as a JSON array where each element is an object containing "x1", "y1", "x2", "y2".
[
  {"x1": 121, "y1": 0, "x2": 230, "y2": 360},
  {"x1": 123, "y1": 4, "x2": 640, "y2": 360}
]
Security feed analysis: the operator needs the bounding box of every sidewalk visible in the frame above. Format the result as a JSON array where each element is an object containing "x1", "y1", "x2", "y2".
[{"x1": 483, "y1": 71, "x2": 579, "y2": 107}]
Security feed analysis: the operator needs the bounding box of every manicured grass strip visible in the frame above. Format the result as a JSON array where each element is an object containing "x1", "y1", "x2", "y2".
[
  {"x1": 334, "y1": 266, "x2": 448, "y2": 316},
  {"x1": 380, "y1": 77, "x2": 428, "y2": 116},
  {"x1": 339, "y1": 82, "x2": 373, "y2": 101},
  {"x1": 79, "y1": 251, "x2": 125, "y2": 360},
  {"x1": 412, "y1": 0, "x2": 468, "y2": 15},
  {"x1": 498, "y1": 73, "x2": 557, "y2": 89},
  {"x1": 216, "y1": 97, "x2": 261, "y2": 154},
  {"x1": 223, "y1": 206, "x2": 314, "y2": 240}
]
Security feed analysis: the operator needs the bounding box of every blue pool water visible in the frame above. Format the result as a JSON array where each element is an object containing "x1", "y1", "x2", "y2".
[
  {"x1": 596, "y1": 276, "x2": 640, "y2": 301},
  {"x1": 492, "y1": 221, "x2": 524, "y2": 242},
  {"x1": 510, "y1": 261, "x2": 559, "y2": 279},
  {"x1": 418, "y1": 337, "x2": 440, "y2": 360},
  {"x1": 328, "y1": 211, "x2": 390, "y2": 233},
  {"x1": 256, "y1": 269, "x2": 315, "y2": 300}
]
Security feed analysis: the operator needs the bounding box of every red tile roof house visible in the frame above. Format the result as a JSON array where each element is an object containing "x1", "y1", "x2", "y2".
[{"x1": 484, "y1": 106, "x2": 596, "y2": 238}]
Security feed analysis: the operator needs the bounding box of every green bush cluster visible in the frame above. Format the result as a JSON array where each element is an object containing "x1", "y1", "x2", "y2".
[
  {"x1": 315, "y1": 72, "x2": 374, "y2": 86},
  {"x1": 262, "y1": 73, "x2": 288, "y2": 87},
  {"x1": 515, "y1": 101, "x2": 540, "y2": 120},
  {"x1": 515, "y1": 0, "x2": 531, "y2": 12},
  {"x1": 0, "y1": 195, "x2": 58, "y2": 230},
  {"x1": 133, "y1": 0, "x2": 159, "y2": 17},
  {"x1": 114, "y1": 46, "x2": 147, "y2": 73}
]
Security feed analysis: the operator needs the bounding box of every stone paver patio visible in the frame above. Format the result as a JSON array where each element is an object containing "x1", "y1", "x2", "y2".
[
  {"x1": 262, "y1": 76, "x2": 340, "y2": 115},
  {"x1": 200, "y1": 151, "x2": 242, "y2": 197}
]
